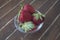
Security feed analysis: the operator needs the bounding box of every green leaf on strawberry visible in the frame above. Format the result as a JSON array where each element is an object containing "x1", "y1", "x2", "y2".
[{"x1": 33, "y1": 12, "x2": 40, "y2": 20}]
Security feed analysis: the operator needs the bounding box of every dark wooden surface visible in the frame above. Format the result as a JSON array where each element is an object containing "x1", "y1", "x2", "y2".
[{"x1": 0, "y1": 0, "x2": 60, "y2": 40}]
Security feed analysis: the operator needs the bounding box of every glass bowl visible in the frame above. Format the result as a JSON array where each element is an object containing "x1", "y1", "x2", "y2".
[{"x1": 14, "y1": 10, "x2": 44, "y2": 33}]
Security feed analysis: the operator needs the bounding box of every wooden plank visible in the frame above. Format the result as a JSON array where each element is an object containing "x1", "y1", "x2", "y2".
[
  {"x1": 39, "y1": 16, "x2": 60, "y2": 40},
  {"x1": 24, "y1": 0, "x2": 60, "y2": 40},
  {"x1": 0, "y1": 0, "x2": 20, "y2": 18},
  {"x1": 0, "y1": 0, "x2": 9, "y2": 6}
]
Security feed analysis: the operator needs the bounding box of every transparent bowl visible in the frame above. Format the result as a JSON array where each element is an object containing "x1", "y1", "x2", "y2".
[{"x1": 14, "y1": 10, "x2": 44, "y2": 33}]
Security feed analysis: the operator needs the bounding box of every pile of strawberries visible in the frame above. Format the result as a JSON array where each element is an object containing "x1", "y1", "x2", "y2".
[{"x1": 18, "y1": 4, "x2": 44, "y2": 32}]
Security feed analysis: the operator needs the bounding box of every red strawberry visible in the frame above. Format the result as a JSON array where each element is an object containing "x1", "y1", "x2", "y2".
[
  {"x1": 23, "y1": 4, "x2": 35, "y2": 13},
  {"x1": 32, "y1": 13, "x2": 44, "y2": 25},
  {"x1": 19, "y1": 10, "x2": 32, "y2": 22},
  {"x1": 33, "y1": 17, "x2": 44, "y2": 25}
]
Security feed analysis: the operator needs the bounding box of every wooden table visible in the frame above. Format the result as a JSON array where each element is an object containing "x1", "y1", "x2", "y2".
[{"x1": 0, "y1": 0, "x2": 60, "y2": 40}]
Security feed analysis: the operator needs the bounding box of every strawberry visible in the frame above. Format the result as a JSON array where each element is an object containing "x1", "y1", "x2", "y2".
[
  {"x1": 32, "y1": 12, "x2": 45, "y2": 25},
  {"x1": 33, "y1": 17, "x2": 44, "y2": 25},
  {"x1": 23, "y1": 4, "x2": 35, "y2": 13},
  {"x1": 19, "y1": 10, "x2": 33, "y2": 22}
]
